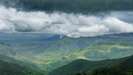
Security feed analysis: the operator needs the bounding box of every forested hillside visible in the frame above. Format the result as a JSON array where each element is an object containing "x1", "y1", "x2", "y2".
[{"x1": 0, "y1": 60, "x2": 45, "y2": 75}]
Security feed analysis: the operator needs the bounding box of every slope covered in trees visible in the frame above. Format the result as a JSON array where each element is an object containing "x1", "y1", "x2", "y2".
[
  {"x1": 0, "y1": 60, "x2": 45, "y2": 75},
  {"x1": 49, "y1": 55, "x2": 133, "y2": 75}
]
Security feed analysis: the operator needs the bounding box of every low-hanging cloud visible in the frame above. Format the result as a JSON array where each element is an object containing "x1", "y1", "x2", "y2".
[{"x1": 0, "y1": 6, "x2": 133, "y2": 38}]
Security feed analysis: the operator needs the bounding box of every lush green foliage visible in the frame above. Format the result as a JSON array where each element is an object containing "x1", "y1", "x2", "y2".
[
  {"x1": 0, "y1": 60, "x2": 45, "y2": 75},
  {"x1": 1, "y1": 33, "x2": 133, "y2": 73},
  {"x1": 49, "y1": 55, "x2": 133, "y2": 75},
  {"x1": 72, "y1": 67, "x2": 133, "y2": 75},
  {"x1": 88, "y1": 67, "x2": 133, "y2": 75},
  {"x1": 73, "y1": 67, "x2": 133, "y2": 75}
]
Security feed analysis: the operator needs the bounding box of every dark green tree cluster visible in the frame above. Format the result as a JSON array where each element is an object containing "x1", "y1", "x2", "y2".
[
  {"x1": 73, "y1": 67, "x2": 133, "y2": 75},
  {"x1": 0, "y1": 60, "x2": 45, "y2": 75}
]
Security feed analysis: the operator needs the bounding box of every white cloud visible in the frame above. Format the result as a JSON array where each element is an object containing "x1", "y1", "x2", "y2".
[
  {"x1": 0, "y1": 6, "x2": 133, "y2": 38},
  {"x1": 104, "y1": 17, "x2": 133, "y2": 32}
]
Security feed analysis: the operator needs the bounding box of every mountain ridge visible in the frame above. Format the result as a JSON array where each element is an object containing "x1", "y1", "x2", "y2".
[{"x1": 49, "y1": 55, "x2": 133, "y2": 75}]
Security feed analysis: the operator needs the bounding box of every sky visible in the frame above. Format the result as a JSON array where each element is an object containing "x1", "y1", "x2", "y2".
[{"x1": 0, "y1": 0, "x2": 133, "y2": 38}]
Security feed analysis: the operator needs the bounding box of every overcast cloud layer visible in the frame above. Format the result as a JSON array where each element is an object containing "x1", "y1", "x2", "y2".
[
  {"x1": 0, "y1": 0, "x2": 133, "y2": 13},
  {"x1": 0, "y1": 6, "x2": 133, "y2": 38}
]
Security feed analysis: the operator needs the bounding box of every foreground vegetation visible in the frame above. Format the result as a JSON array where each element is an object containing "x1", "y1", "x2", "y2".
[
  {"x1": 0, "y1": 60, "x2": 45, "y2": 75},
  {"x1": 49, "y1": 55, "x2": 133, "y2": 75},
  {"x1": 73, "y1": 67, "x2": 133, "y2": 75}
]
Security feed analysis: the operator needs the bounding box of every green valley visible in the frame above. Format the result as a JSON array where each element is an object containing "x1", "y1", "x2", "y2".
[{"x1": 1, "y1": 33, "x2": 133, "y2": 74}]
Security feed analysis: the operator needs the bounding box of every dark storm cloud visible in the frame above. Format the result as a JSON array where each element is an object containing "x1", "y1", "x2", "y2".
[
  {"x1": 0, "y1": 6, "x2": 133, "y2": 37},
  {"x1": 0, "y1": 0, "x2": 133, "y2": 13},
  {"x1": 0, "y1": 0, "x2": 133, "y2": 38}
]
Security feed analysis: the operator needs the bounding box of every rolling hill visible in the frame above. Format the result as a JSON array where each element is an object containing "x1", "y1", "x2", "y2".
[
  {"x1": 0, "y1": 54, "x2": 45, "y2": 73},
  {"x1": 1, "y1": 33, "x2": 133, "y2": 73},
  {"x1": 49, "y1": 55, "x2": 133, "y2": 75},
  {"x1": 0, "y1": 42, "x2": 16, "y2": 56},
  {"x1": 0, "y1": 60, "x2": 45, "y2": 75}
]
